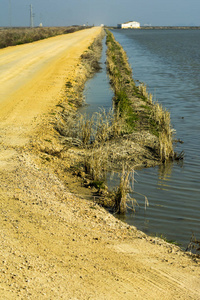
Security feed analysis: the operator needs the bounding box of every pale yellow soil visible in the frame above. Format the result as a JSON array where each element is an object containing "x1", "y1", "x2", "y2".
[{"x1": 0, "y1": 28, "x2": 200, "y2": 300}]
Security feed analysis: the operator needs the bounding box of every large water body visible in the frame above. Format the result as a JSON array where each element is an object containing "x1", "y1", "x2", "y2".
[{"x1": 84, "y1": 30, "x2": 200, "y2": 248}]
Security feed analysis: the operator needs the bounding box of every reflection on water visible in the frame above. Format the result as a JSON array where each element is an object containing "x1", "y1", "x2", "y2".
[{"x1": 157, "y1": 163, "x2": 173, "y2": 190}]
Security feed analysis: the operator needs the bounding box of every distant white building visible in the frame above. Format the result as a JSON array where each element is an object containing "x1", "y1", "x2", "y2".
[{"x1": 117, "y1": 21, "x2": 140, "y2": 29}]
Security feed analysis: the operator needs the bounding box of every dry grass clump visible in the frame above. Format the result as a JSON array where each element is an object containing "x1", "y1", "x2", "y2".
[
  {"x1": 111, "y1": 108, "x2": 126, "y2": 137},
  {"x1": 80, "y1": 109, "x2": 126, "y2": 182},
  {"x1": 138, "y1": 82, "x2": 174, "y2": 162},
  {"x1": 138, "y1": 83, "x2": 153, "y2": 104},
  {"x1": 0, "y1": 26, "x2": 85, "y2": 49},
  {"x1": 56, "y1": 108, "x2": 124, "y2": 148},
  {"x1": 138, "y1": 83, "x2": 148, "y2": 99},
  {"x1": 84, "y1": 146, "x2": 109, "y2": 182},
  {"x1": 186, "y1": 233, "x2": 200, "y2": 256},
  {"x1": 151, "y1": 102, "x2": 174, "y2": 162},
  {"x1": 158, "y1": 131, "x2": 174, "y2": 162},
  {"x1": 77, "y1": 114, "x2": 94, "y2": 145},
  {"x1": 93, "y1": 108, "x2": 125, "y2": 144},
  {"x1": 153, "y1": 102, "x2": 170, "y2": 129},
  {"x1": 56, "y1": 107, "x2": 127, "y2": 192},
  {"x1": 93, "y1": 110, "x2": 112, "y2": 144},
  {"x1": 113, "y1": 166, "x2": 135, "y2": 214},
  {"x1": 81, "y1": 49, "x2": 101, "y2": 74},
  {"x1": 110, "y1": 164, "x2": 149, "y2": 214}
]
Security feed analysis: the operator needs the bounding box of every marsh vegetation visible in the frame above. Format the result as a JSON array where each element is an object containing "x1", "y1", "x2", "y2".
[{"x1": 0, "y1": 26, "x2": 85, "y2": 49}]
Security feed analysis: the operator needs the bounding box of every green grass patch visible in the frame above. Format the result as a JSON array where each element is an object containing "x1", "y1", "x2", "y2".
[
  {"x1": 140, "y1": 104, "x2": 151, "y2": 111},
  {"x1": 156, "y1": 234, "x2": 182, "y2": 246}
]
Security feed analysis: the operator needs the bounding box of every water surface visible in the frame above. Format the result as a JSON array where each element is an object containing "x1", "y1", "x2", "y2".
[{"x1": 79, "y1": 37, "x2": 113, "y2": 116}]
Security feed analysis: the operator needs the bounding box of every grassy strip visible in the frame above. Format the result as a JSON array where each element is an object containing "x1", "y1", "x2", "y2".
[
  {"x1": 0, "y1": 26, "x2": 86, "y2": 49},
  {"x1": 106, "y1": 29, "x2": 175, "y2": 162}
]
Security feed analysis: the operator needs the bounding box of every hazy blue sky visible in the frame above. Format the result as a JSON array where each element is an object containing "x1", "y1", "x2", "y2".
[{"x1": 0, "y1": 0, "x2": 200, "y2": 27}]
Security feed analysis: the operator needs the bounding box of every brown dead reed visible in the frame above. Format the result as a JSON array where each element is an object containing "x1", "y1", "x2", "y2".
[
  {"x1": 138, "y1": 83, "x2": 174, "y2": 162},
  {"x1": 113, "y1": 165, "x2": 134, "y2": 214},
  {"x1": 84, "y1": 146, "x2": 109, "y2": 182},
  {"x1": 186, "y1": 233, "x2": 200, "y2": 256},
  {"x1": 112, "y1": 164, "x2": 149, "y2": 214}
]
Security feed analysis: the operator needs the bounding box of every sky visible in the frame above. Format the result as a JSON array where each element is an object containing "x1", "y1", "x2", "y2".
[{"x1": 0, "y1": 0, "x2": 200, "y2": 27}]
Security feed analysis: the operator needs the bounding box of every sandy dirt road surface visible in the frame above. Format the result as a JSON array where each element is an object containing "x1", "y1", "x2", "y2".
[
  {"x1": 0, "y1": 28, "x2": 200, "y2": 299},
  {"x1": 0, "y1": 27, "x2": 101, "y2": 149}
]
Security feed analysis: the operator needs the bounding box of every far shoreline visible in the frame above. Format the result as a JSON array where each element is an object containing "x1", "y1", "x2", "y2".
[{"x1": 107, "y1": 26, "x2": 200, "y2": 30}]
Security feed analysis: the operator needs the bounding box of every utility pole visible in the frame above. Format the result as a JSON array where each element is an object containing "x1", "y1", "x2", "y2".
[
  {"x1": 30, "y1": 4, "x2": 34, "y2": 27},
  {"x1": 9, "y1": 0, "x2": 12, "y2": 27}
]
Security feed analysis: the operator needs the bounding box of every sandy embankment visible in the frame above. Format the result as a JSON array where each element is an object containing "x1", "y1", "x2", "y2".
[{"x1": 0, "y1": 28, "x2": 200, "y2": 299}]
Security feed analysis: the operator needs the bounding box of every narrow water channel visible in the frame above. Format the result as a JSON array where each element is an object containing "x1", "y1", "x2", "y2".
[{"x1": 79, "y1": 37, "x2": 113, "y2": 116}]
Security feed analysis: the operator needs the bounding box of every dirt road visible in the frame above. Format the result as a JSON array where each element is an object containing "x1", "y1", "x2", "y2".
[
  {"x1": 0, "y1": 27, "x2": 101, "y2": 148},
  {"x1": 0, "y1": 28, "x2": 200, "y2": 299}
]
